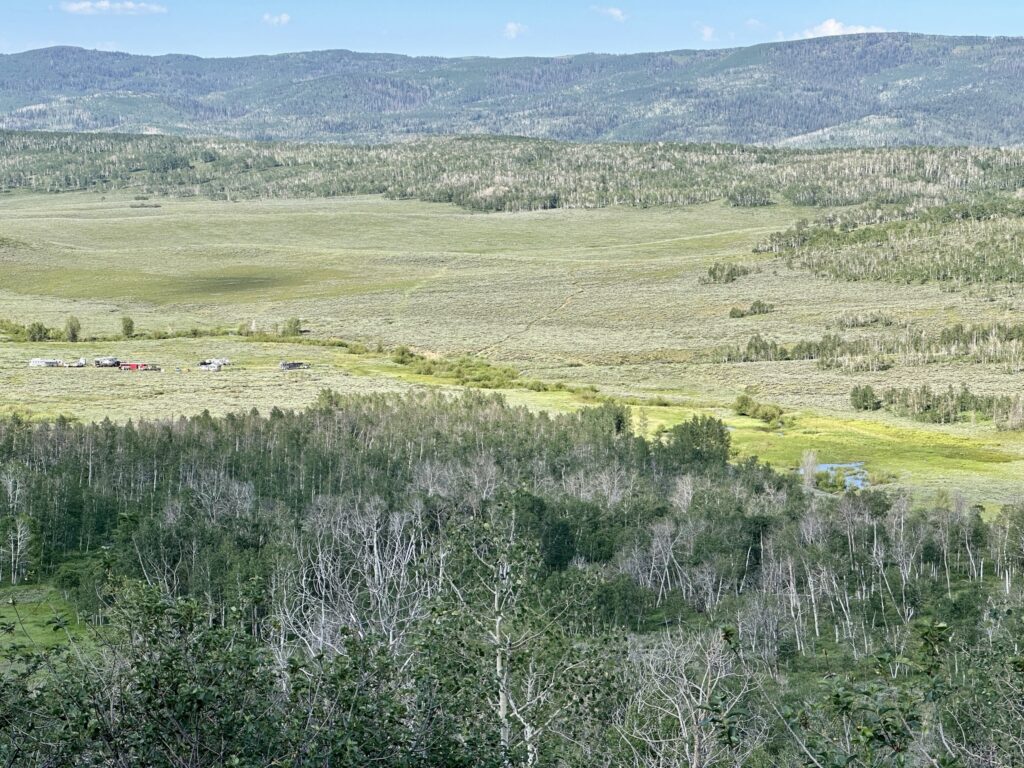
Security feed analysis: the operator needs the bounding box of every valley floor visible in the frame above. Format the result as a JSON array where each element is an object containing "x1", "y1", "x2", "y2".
[{"x1": 2, "y1": 191, "x2": 1022, "y2": 506}]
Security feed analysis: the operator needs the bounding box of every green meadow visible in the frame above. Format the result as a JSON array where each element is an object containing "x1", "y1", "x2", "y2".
[
  {"x1": 0, "y1": 586, "x2": 80, "y2": 649},
  {"x1": 2, "y1": 191, "x2": 1023, "y2": 506}
]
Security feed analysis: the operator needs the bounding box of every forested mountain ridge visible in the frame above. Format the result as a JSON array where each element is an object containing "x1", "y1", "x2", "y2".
[{"x1": 4, "y1": 33, "x2": 1024, "y2": 146}]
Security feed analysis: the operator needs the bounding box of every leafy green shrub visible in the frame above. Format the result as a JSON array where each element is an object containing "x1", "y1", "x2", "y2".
[
  {"x1": 733, "y1": 394, "x2": 784, "y2": 425},
  {"x1": 411, "y1": 356, "x2": 519, "y2": 389},
  {"x1": 0, "y1": 319, "x2": 63, "y2": 342},
  {"x1": 27, "y1": 322, "x2": 50, "y2": 342},
  {"x1": 834, "y1": 311, "x2": 895, "y2": 329},
  {"x1": 704, "y1": 262, "x2": 752, "y2": 284},
  {"x1": 816, "y1": 469, "x2": 850, "y2": 494},
  {"x1": 850, "y1": 385, "x2": 882, "y2": 411},
  {"x1": 388, "y1": 348, "x2": 534, "y2": 390},
  {"x1": 661, "y1": 415, "x2": 731, "y2": 468},
  {"x1": 391, "y1": 345, "x2": 422, "y2": 365},
  {"x1": 64, "y1": 315, "x2": 81, "y2": 342},
  {"x1": 729, "y1": 300, "x2": 774, "y2": 318}
]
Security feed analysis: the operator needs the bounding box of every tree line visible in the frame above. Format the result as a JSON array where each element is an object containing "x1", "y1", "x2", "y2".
[
  {"x1": 720, "y1": 320, "x2": 1024, "y2": 375},
  {"x1": 5, "y1": 131, "x2": 1024, "y2": 213},
  {"x1": 763, "y1": 199, "x2": 1024, "y2": 285}
]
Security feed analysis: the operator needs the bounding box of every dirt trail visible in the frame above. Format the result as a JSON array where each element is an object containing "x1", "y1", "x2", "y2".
[{"x1": 474, "y1": 271, "x2": 584, "y2": 356}]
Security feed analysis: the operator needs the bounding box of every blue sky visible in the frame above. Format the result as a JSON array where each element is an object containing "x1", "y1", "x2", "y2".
[{"x1": 2, "y1": 1, "x2": 1023, "y2": 58}]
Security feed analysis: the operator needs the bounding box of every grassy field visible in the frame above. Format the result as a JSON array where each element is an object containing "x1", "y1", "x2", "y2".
[
  {"x1": 0, "y1": 585, "x2": 81, "y2": 650},
  {"x1": 2, "y1": 191, "x2": 1023, "y2": 506}
]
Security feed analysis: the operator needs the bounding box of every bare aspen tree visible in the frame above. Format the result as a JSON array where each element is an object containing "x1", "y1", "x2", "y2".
[
  {"x1": 622, "y1": 630, "x2": 764, "y2": 768},
  {"x1": 801, "y1": 450, "x2": 818, "y2": 490},
  {"x1": 182, "y1": 469, "x2": 256, "y2": 523},
  {"x1": 442, "y1": 508, "x2": 605, "y2": 767},
  {"x1": 0, "y1": 464, "x2": 23, "y2": 513},
  {"x1": 647, "y1": 519, "x2": 685, "y2": 605},
  {"x1": 671, "y1": 475, "x2": 695, "y2": 514},
  {"x1": 7, "y1": 516, "x2": 31, "y2": 585},
  {"x1": 275, "y1": 494, "x2": 435, "y2": 659},
  {"x1": 885, "y1": 495, "x2": 923, "y2": 623}
]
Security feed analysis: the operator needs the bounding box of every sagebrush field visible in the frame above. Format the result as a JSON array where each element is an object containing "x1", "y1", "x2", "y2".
[{"x1": 3, "y1": 190, "x2": 1023, "y2": 504}]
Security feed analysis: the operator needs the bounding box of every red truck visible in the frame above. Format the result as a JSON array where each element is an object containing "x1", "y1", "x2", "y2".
[{"x1": 119, "y1": 363, "x2": 161, "y2": 372}]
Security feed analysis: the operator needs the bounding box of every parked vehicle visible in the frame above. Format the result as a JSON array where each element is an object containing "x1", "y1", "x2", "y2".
[
  {"x1": 279, "y1": 361, "x2": 310, "y2": 370},
  {"x1": 95, "y1": 357, "x2": 120, "y2": 368},
  {"x1": 198, "y1": 358, "x2": 230, "y2": 372}
]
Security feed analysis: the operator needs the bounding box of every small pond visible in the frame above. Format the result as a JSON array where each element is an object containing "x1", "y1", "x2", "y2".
[{"x1": 799, "y1": 462, "x2": 869, "y2": 490}]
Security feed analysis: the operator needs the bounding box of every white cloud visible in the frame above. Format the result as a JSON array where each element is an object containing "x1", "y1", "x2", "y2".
[
  {"x1": 504, "y1": 21, "x2": 527, "y2": 40},
  {"x1": 802, "y1": 18, "x2": 886, "y2": 38},
  {"x1": 262, "y1": 12, "x2": 291, "y2": 26},
  {"x1": 61, "y1": 1, "x2": 167, "y2": 14},
  {"x1": 745, "y1": 18, "x2": 763, "y2": 29},
  {"x1": 697, "y1": 24, "x2": 715, "y2": 42},
  {"x1": 591, "y1": 6, "x2": 627, "y2": 23}
]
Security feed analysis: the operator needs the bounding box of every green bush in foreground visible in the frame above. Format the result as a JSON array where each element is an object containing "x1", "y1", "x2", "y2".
[{"x1": 2, "y1": 584, "x2": 487, "y2": 768}]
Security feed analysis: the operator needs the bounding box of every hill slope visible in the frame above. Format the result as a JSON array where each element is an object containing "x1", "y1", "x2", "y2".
[{"x1": 2, "y1": 33, "x2": 1024, "y2": 146}]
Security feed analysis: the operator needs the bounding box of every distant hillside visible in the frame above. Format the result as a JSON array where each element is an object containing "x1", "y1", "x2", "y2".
[{"x1": 2, "y1": 34, "x2": 1024, "y2": 146}]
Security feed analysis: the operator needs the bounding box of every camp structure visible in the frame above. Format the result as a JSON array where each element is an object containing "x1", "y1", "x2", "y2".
[
  {"x1": 198, "y1": 361, "x2": 222, "y2": 372},
  {"x1": 198, "y1": 358, "x2": 230, "y2": 372}
]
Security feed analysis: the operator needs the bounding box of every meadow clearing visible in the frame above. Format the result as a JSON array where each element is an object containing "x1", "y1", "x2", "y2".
[
  {"x1": 0, "y1": 585, "x2": 79, "y2": 648},
  {"x1": 2, "y1": 190, "x2": 1023, "y2": 505}
]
